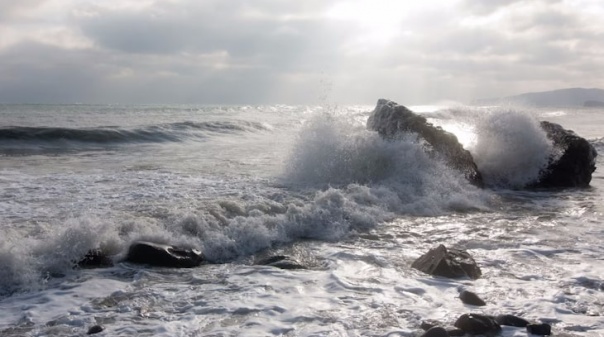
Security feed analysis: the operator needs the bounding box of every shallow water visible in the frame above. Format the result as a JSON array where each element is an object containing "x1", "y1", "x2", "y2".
[{"x1": 0, "y1": 103, "x2": 603, "y2": 336}]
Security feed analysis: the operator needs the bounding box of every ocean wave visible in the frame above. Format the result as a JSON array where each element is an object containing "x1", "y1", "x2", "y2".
[
  {"x1": 0, "y1": 112, "x2": 492, "y2": 296},
  {"x1": 471, "y1": 109, "x2": 554, "y2": 188},
  {"x1": 0, "y1": 107, "x2": 580, "y2": 296},
  {"x1": 0, "y1": 120, "x2": 271, "y2": 154},
  {"x1": 590, "y1": 137, "x2": 604, "y2": 152}
]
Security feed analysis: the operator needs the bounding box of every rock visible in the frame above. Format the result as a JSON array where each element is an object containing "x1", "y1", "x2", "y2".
[
  {"x1": 76, "y1": 249, "x2": 114, "y2": 269},
  {"x1": 124, "y1": 241, "x2": 204, "y2": 268},
  {"x1": 420, "y1": 321, "x2": 438, "y2": 331},
  {"x1": 527, "y1": 323, "x2": 552, "y2": 335},
  {"x1": 255, "y1": 255, "x2": 307, "y2": 270},
  {"x1": 447, "y1": 329, "x2": 465, "y2": 336},
  {"x1": 459, "y1": 290, "x2": 486, "y2": 306},
  {"x1": 367, "y1": 99, "x2": 483, "y2": 186},
  {"x1": 534, "y1": 121, "x2": 597, "y2": 188},
  {"x1": 420, "y1": 321, "x2": 463, "y2": 336},
  {"x1": 411, "y1": 245, "x2": 482, "y2": 279},
  {"x1": 495, "y1": 314, "x2": 529, "y2": 327},
  {"x1": 87, "y1": 325, "x2": 104, "y2": 334},
  {"x1": 454, "y1": 313, "x2": 501, "y2": 335},
  {"x1": 421, "y1": 326, "x2": 448, "y2": 337}
]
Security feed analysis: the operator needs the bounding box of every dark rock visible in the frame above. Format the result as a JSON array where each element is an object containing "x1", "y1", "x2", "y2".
[
  {"x1": 495, "y1": 314, "x2": 529, "y2": 327},
  {"x1": 447, "y1": 329, "x2": 465, "y2": 336},
  {"x1": 124, "y1": 241, "x2": 204, "y2": 268},
  {"x1": 527, "y1": 323, "x2": 552, "y2": 335},
  {"x1": 459, "y1": 290, "x2": 486, "y2": 306},
  {"x1": 255, "y1": 255, "x2": 307, "y2": 270},
  {"x1": 367, "y1": 99, "x2": 483, "y2": 186},
  {"x1": 420, "y1": 321, "x2": 437, "y2": 331},
  {"x1": 76, "y1": 249, "x2": 114, "y2": 269},
  {"x1": 421, "y1": 326, "x2": 448, "y2": 337},
  {"x1": 454, "y1": 313, "x2": 501, "y2": 335},
  {"x1": 534, "y1": 121, "x2": 597, "y2": 188},
  {"x1": 87, "y1": 325, "x2": 104, "y2": 335},
  {"x1": 412, "y1": 245, "x2": 482, "y2": 279}
]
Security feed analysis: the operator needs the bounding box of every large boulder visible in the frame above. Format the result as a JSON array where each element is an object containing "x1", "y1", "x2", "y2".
[
  {"x1": 124, "y1": 241, "x2": 204, "y2": 268},
  {"x1": 534, "y1": 121, "x2": 597, "y2": 188},
  {"x1": 368, "y1": 99, "x2": 483, "y2": 186},
  {"x1": 411, "y1": 244, "x2": 482, "y2": 279}
]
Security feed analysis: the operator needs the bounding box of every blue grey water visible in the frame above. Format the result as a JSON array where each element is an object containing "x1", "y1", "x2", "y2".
[{"x1": 1, "y1": 103, "x2": 603, "y2": 336}]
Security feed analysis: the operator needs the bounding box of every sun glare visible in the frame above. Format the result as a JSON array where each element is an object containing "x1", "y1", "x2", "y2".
[
  {"x1": 325, "y1": 1, "x2": 422, "y2": 45},
  {"x1": 439, "y1": 123, "x2": 477, "y2": 149}
]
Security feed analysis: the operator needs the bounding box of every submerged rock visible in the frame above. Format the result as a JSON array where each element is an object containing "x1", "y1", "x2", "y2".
[
  {"x1": 255, "y1": 255, "x2": 308, "y2": 270},
  {"x1": 454, "y1": 313, "x2": 501, "y2": 335},
  {"x1": 76, "y1": 249, "x2": 114, "y2": 269},
  {"x1": 421, "y1": 326, "x2": 448, "y2": 337},
  {"x1": 412, "y1": 245, "x2": 482, "y2": 279},
  {"x1": 447, "y1": 329, "x2": 466, "y2": 336},
  {"x1": 367, "y1": 99, "x2": 483, "y2": 186},
  {"x1": 124, "y1": 241, "x2": 204, "y2": 268},
  {"x1": 459, "y1": 290, "x2": 486, "y2": 306},
  {"x1": 420, "y1": 321, "x2": 439, "y2": 331},
  {"x1": 527, "y1": 323, "x2": 552, "y2": 335},
  {"x1": 534, "y1": 121, "x2": 597, "y2": 188},
  {"x1": 420, "y1": 322, "x2": 464, "y2": 337},
  {"x1": 495, "y1": 314, "x2": 529, "y2": 327},
  {"x1": 87, "y1": 325, "x2": 104, "y2": 335}
]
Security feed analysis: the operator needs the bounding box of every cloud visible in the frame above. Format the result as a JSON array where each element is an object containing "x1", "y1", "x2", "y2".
[
  {"x1": 0, "y1": 0, "x2": 48, "y2": 20},
  {"x1": 0, "y1": 0, "x2": 603, "y2": 104}
]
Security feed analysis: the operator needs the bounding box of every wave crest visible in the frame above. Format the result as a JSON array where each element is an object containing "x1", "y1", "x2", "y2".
[{"x1": 471, "y1": 109, "x2": 554, "y2": 188}]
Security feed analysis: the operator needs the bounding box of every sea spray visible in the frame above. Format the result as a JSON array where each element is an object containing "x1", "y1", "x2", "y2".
[{"x1": 471, "y1": 109, "x2": 554, "y2": 188}]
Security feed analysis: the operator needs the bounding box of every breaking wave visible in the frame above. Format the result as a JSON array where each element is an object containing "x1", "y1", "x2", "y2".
[{"x1": 0, "y1": 120, "x2": 270, "y2": 148}]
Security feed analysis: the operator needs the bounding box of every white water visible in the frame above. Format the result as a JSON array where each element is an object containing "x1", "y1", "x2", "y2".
[{"x1": 0, "y1": 104, "x2": 603, "y2": 336}]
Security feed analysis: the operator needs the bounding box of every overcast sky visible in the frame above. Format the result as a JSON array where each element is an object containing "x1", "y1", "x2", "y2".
[{"x1": 0, "y1": 0, "x2": 602, "y2": 104}]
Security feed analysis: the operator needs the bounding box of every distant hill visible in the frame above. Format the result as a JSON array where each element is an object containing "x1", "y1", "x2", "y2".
[{"x1": 474, "y1": 88, "x2": 604, "y2": 107}]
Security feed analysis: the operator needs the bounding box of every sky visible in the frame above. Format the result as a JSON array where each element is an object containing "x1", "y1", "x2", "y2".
[{"x1": 0, "y1": 0, "x2": 603, "y2": 104}]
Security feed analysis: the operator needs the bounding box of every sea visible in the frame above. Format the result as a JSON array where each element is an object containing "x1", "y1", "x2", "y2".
[{"x1": 0, "y1": 102, "x2": 603, "y2": 337}]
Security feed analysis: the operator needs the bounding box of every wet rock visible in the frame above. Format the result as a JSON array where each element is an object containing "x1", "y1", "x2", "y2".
[
  {"x1": 495, "y1": 314, "x2": 529, "y2": 327},
  {"x1": 124, "y1": 241, "x2": 204, "y2": 268},
  {"x1": 420, "y1": 321, "x2": 438, "y2": 331},
  {"x1": 527, "y1": 323, "x2": 552, "y2": 335},
  {"x1": 459, "y1": 290, "x2": 486, "y2": 306},
  {"x1": 412, "y1": 245, "x2": 482, "y2": 279},
  {"x1": 421, "y1": 326, "x2": 448, "y2": 337},
  {"x1": 255, "y1": 255, "x2": 307, "y2": 270},
  {"x1": 454, "y1": 313, "x2": 501, "y2": 335},
  {"x1": 76, "y1": 249, "x2": 114, "y2": 269},
  {"x1": 367, "y1": 99, "x2": 483, "y2": 186},
  {"x1": 87, "y1": 325, "x2": 104, "y2": 335},
  {"x1": 534, "y1": 121, "x2": 597, "y2": 188},
  {"x1": 420, "y1": 321, "x2": 463, "y2": 336},
  {"x1": 447, "y1": 329, "x2": 465, "y2": 336}
]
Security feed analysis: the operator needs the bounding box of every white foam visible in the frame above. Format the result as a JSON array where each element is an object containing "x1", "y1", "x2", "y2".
[
  {"x1": 1, "y1": 104, "x2": 604, "y2": 336},
  {"x1": 471, "y1": 109, "x2": 554, "y2": 188}
]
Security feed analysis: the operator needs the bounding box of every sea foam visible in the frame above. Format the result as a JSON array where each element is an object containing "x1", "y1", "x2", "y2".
[
  {"x1": 0, "y1": 110, "x2": 491, "y2": 295},
  {"x1": 471, "y1": 109, "x2": 554, "y2": 188}
]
